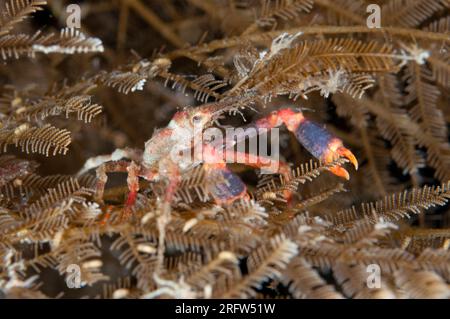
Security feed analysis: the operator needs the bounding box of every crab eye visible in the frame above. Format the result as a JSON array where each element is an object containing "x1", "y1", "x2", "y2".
[{"x1": 192, "y1": 115, "x2": 202, "y2": 123}]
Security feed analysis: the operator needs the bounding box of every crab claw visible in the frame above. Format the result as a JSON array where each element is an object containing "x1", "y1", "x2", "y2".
[
  {"x1": 321, "y1": 141, "x2": 358, "y2": 179},
  {"x1": 205, "y1": 165, "x2": 248, "y2": 204},
  {"x1": 336, "y1": 146, "x2": 358, "y2": 170},
  {"x1": 292, "y1": 118, "x2": 358, "y2": 179},
  {"x1": 328, "y1": 165, "x2": 350, "y2": 180}
]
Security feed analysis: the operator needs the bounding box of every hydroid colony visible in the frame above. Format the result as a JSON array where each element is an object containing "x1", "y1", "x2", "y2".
[{"x1": 0, "y1": 0, "x2": 449, "y2": 299}]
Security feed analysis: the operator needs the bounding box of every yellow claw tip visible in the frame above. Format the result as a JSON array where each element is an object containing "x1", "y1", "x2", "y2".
[
  {"x1": 338, "y1": 147, "x2": 358, "y2": 171},
  {"x1": 350, "y1": 156, "x2": 358, "y2": 171},
  {"x1": 342, "y1": 169, "x2": 350, "y2": 180},
  {"x1": 328, "y1": 166, "x2": 350, "y2": 180}
]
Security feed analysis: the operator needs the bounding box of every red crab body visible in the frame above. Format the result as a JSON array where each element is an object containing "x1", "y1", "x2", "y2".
[{"x1": 81, "y1": 102, "x2": 358, "y2": 220}]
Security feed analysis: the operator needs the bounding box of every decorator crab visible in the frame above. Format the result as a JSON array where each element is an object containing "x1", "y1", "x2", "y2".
[{"x1": 79, "y1": 100, "x2": 358, "y2": 219}]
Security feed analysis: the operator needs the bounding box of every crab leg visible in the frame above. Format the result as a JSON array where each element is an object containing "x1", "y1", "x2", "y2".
[
  {"x1": 221, "y1": 149, "x2": 291, "y2": 175},
  {"x1": 154, "y1": 164, "x2": 181, "y2": 273},
  {"x1": 202, "y1": 144, "x2": 249, "y2": 204},
  {"x1": 77, "y1": 148, "x2": 143, "y2": 176},
  {"x1": 253, "y1": 108, "x2": 358, "y2": 179},
  {"x1": 201, "y1": 145, "x2": 295, "y2": 204},
  {"x1": 93, "y1": 159, "x2": 158, "y2": 222},
  {"x1": 94, "y1": 160, "x2": 131, "y2": 203},
  {"x1": 92, "y1": 160, "x2": 139, "y2": 221},
  {"x1": 123, "y1": 161, "x2": 140, "y2": 219}
]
